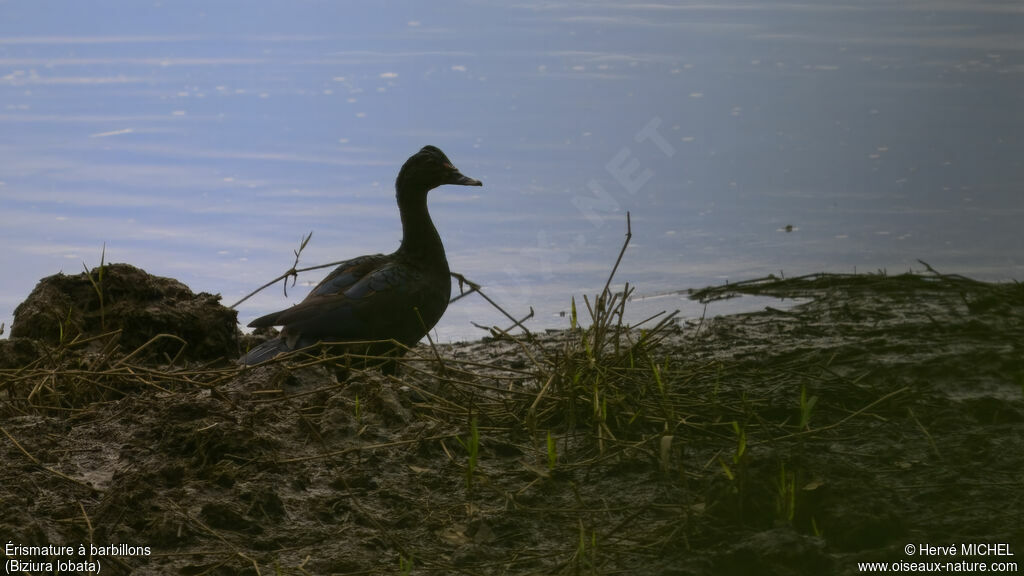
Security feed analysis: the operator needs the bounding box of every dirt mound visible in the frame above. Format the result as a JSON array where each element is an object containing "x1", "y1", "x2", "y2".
[{"x1": 7, "y1": 263, "x2": 238, "y2": 364}]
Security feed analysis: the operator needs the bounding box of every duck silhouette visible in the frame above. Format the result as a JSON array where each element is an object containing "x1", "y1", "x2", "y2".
[{"x1": 240, "y1": 145, "x2": 482, "y2": 366}]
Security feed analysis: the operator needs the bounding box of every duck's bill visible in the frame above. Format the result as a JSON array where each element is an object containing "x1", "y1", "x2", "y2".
[{"x1": 449, "y1": 171, "x2": 483, "y2": 186}]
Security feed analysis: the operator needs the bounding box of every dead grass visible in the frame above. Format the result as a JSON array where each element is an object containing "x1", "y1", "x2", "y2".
[
  {"x1": 2, "y1": 223, "x2": 1022, "y2": 574},
  {"x1": 0, "y1": 330, "x2": 236, "y2": 416}
]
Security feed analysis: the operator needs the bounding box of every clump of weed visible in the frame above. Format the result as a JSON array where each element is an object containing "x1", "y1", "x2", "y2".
[
  {"x1": 457, "y1": 416, "x2": 481, "y2": 490},
  {"x1": 83, "y1": 242, "x2": 107, "y2": 330},
  {"x1": 529, "y1": 214, "x2": 680, "y2": 454}
]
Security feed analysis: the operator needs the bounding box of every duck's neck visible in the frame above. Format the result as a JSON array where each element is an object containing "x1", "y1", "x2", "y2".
[{"x1": 396, "y1": 190, "x2": 448, "y2": 268}]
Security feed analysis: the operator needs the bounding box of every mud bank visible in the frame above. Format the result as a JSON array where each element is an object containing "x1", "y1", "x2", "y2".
[{"x1": 1, "y1": 264, "x2": 1021, "y2": 575}]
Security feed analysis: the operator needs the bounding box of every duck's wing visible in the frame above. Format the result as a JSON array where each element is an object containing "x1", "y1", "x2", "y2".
[
  {"x1": 247, "y1": 253, "x2": 416, "y2": 339},
  {"x1": 306, "y1": 253, "x2": 392, "y2": 299}
]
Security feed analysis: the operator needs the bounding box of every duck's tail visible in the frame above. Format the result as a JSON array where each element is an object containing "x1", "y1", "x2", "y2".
[{"x1": 238, "y1": 337, "x2": 292, "y2": 365}]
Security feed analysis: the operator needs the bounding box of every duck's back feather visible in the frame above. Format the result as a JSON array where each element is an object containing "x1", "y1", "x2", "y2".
[{"x1": 248, "y1": 254, "x2": 389, "y2": 329}]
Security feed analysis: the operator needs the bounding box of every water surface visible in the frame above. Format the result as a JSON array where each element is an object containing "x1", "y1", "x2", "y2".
[{"x1": 2, "y1": 1, "x2": 1021, "y2": 342}]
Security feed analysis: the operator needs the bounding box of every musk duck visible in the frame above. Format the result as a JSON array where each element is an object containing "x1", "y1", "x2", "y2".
[{"x1": 240, "y1": 145, "x2": 482, "y2": 366}]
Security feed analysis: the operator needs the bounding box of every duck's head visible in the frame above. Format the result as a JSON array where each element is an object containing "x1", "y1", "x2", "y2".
[{"x1": 396, "y1": 145, "x2": 482, "y2": 195}]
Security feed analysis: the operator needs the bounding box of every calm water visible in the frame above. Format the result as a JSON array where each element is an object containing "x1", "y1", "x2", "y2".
[{"x1": 2, "y1": 1, "x2": 1022, "y2": 343}]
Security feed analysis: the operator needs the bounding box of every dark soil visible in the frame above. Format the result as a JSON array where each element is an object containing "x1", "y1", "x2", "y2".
[
  {"x1": 1, "y1": 264, "x2": 1022, "y2": 575},
  {"x1": 4, "y1": 263, "x2": 238, "y2": 366}
]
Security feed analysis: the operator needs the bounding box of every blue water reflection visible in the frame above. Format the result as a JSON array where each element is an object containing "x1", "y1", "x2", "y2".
[{"x1": 2, "y1": 1, "x2": 1021, "y2": 342}]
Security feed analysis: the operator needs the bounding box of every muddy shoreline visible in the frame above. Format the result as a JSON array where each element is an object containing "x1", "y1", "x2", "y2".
[{"x1": 1, "y1": 265, "x2": 1022, "y2": 575}]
